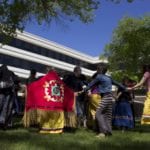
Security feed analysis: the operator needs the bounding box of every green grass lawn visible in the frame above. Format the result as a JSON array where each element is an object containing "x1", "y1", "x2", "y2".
[{"x1": 0, "y1": 119, "x2": 150, "y2": 150}]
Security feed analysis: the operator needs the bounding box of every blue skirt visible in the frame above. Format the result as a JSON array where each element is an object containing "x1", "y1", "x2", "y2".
[{"x1": 112, "y1": 100, "x2": 134, "y2": 128}]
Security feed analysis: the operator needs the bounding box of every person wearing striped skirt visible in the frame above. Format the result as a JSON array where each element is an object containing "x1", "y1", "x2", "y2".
[{"x1": 83, "y1": 64, "x2": 125, "y2": 138}]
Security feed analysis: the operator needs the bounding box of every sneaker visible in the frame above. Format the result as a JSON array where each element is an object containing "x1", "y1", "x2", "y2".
[
  {"x1": 83, "y1": 119, "x2": 87, "y2": 128},
  {"x1": 122, "y1": 129, "x2": 125, "y2": 133},
  {"x1": 106, "y1": 132, "x2": 112, "y2": 136},
  {"x1": 95, "y1": 133, "x2": 106, "y2": 138}
]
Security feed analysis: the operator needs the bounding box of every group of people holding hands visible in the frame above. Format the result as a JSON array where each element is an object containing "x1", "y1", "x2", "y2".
[
  {"x1": 0, "y1": 63, "x2": 150, "y2": 138},
  {"x1": 72, "y1": 64, "x2": 150, "y2": 138}
]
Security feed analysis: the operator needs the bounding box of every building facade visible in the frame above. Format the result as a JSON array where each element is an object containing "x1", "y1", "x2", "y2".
[{"x1": 0, "y1": 31, "x2": 107, "y2": 79}]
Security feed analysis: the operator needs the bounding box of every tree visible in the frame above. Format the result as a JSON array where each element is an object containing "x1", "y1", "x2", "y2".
[
  {"x1": 108, "y1": 0, "x2": 134, "y2": 3},
  {"x1": 102, "y1": 16, "x2": 150, "y2": 81},
  {"x1": 0, "y1": 0, "x2": 99, "y2": 39},
  {"x1": 0, "y1": 0, "x2": 136, "y2": 41}
]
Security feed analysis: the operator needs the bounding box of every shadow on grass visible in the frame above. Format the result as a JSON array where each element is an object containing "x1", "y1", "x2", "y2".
[
  {"x1": 132, "y1": 123, "x2": 150, "y2": 133},
  {"x1": 1, "y1": 117, "x2": 150, "y2": 150},
  {"x1": 0, "y1": 128, "x2": 150, "y2": 150},
  {"x1": 113, "y1": 120, "x2": 150, "y2": 134}
]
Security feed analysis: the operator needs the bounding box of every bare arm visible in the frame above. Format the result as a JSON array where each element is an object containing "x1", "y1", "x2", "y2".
[
  {"x1": 131, "y1": 77, "x2": 146, "y2": 90},
  {"x1": 116, "y1": 92, "x2": 122, "y2": 100}
]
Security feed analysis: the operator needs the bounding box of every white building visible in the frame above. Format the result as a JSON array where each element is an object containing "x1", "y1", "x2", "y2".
[{"x1": 0, "y1": 31, "x2": 107, "y2": 79}]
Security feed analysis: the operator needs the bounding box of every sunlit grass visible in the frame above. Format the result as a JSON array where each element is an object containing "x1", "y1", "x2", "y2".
[{"x1": 0, "y1": 118, "x2": 150, "y2": 150}]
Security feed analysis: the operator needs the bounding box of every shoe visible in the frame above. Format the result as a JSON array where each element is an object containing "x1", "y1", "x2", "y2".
[
  {"x1": 8, "y1": 122, "x2": 13, "y2": 128},
  {"x1": 83, "y1": 119, "x2": 87, "y2": 128},
  {"x1": 106, "y1": 132, "x2": 112, "y2": 136},
  {"x1": 95, "y1": 133, "x2": 106, "y2": 138},
  {"x1": 122, "y1": 129, "x2": 125, "y2": 133},
  {"x1": 121, "y1": 127, "x2": 126, "y2": 133}
]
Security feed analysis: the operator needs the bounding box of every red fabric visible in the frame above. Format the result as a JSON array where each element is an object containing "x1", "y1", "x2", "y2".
[{"x1": 25, "y1": 71, "x2": 74, "y2": 112}]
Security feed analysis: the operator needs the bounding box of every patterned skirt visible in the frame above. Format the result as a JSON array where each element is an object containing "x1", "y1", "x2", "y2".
[
  {"x1": 87, "y1": 94, "x2": 101, "y2": 128},
  {"x1": 23, "y1": 109, "x2": 64, "y2": 134},
  {"x1": 112, "y1": 99, "x2": 134, "y2": 128},
  {"x1": 0, "y1": 92, "x2": 14, "y2": 127},
  {"x1": 141, "y1": 92, "x2": 150, "y2": 125}
]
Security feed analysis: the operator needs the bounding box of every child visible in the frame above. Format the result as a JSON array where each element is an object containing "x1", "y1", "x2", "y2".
[{"x1": 112, "y1": 77, "x2": 135, "y2": 132}]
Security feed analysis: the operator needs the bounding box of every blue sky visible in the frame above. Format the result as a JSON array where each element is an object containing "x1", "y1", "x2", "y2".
[{"x1": 25, "y1": 0, "x2": 150, "y2": 57}]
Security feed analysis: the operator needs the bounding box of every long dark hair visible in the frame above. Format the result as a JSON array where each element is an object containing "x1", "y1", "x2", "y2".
[
  {"x1": 142, "y1": 64, "x2": 150, "y2": 74},
  {"x1": 0, "y1": 65, "x2": 9, "y2": 79},
  {"x1": 122, "y1": 76, "x2": 129, "y2": 86}
]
